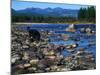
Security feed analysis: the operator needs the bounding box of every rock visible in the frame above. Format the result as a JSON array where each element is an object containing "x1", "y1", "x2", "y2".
[
  {"x1": 24, "y1": 63, "x2": 31, "y2": 68},
  {"x1": 22, "y1": 52, "x2": 29, "y2": 60},
  {"x1": 45, "y1": 68, "x2": 50, "y2": 71},
  {"x1": 25, "y1": 40, "x2": 30, "y2": 45},
  {"x1": 28, "y1": 67, "x2": 37, "y2": 71},
  {"x1": 61, "y1": 34, "x2": 69, "y2": 41},
  {"x1": 50, "y1": 65, "x2": 58, "y2": 70},
  {"x1": 47, "y1": 51, "x2": 55, "y2": 56},
  {"x1": 22, "y1": 45, "x2": 29, "y2": 49},
  {"x1": 11, "y1": 56, "x2": 20, "y2": 64},
  {"x1": 45, "y1": 55, "x2": 56, "y2": 60},
  {"x1": 17, "y1": 64, "x2": 24, "y2": 69},
  {"x1": 57, "y1": 68, "x2": 61, "y2": 71},
  {"x1": 72, "y1": 43, "x2": 78, "y2": 48},
  {"x1": 65, "y1": 56, "x2": 72, "y2": 62},
  {"x1": 12, "y1": 36, "x2": 17, "y2": 40},
  {"x1": 66, "y1": 45, "x2": 72, "y2": 49},
  {"x1": 80, "y1": 28, "x2": 85, "y2": 33},
  {"x1": 85, "y1": 54, "x2": 94, "y2": 62},
  {"x1": 86, "y1": 28, "x2": 91, "y2": 33},
  {"x1": 66, "y1": 43, "x2": 78, "y2": 49},
  {"x1": 11, "y1": 58, "x2": 17, "y2": 64},
  {"x1": 91, "y1": 30, "x2": 95, "y2": 34},
  {"x1": 68, "y1": 49, "x2": 75, "y2": 53},
  {"x1": 30, "y1": 59, "x2": 39, "y2": 65},
  {"x1": 61, "y1": 68, "x2": 67, "y2": 71},
  {"x1": 66, "y1": 24, "x2": 76, "y2": 32},
  {"x1": 76, "y1": 48, "x2": 85, "y2": 55}
]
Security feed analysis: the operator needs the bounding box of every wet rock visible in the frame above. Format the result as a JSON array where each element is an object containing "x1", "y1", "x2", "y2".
[
  {"x1": 66, "y1": 43, "x2": 78, "y2": 49},
  {"x1": 86, "y1": 28, "x2": 91, "y2": 33},
  {"x1": 76, "y1": 48, "x2": 85, "y2": 55},
  {"x1": 80, "y1": 28, "x2": 86, "y2": 33},
  {"x1": 66, "y1": 24, "x2": 76, "y2": 32},
  {"x1": 61, "y1": 34, "x2": 69, "y2": 41}
]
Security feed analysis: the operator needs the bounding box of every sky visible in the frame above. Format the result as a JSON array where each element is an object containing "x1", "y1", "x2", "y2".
[{"x1": 12, "y1": 0, "x2": 95, "y2": 10}]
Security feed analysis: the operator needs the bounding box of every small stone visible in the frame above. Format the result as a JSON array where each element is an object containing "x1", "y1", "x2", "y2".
[
  {"x1": 45, "y1": 55, "x2": 56, "y2": 60},
  {"x1": 24, "y1": 63, "x2": 31, "y2": 68},
  {"x1": 17, "y1": 64, "x2": 24, "y2": 69},
  {"x1": 22, "y1": 45, "x2": 29, "y2": 49},
  {"x1": 57, "y1": 68, "x2": 61, "y2": 71},
  {"x1": 22, "y1": 52, "x2": 29, "y2": 60},
  {"x1": 48, "y1": 51, "x2": 55, "y2": 55},
  {"x1": 28, "y1": 67, "x2": 37, "y2": 71},
  {"x1": 30, "y1": 59, "x2": 39, "y2": 65},
  {"x1": 45, "y1": 68, "x2": 50, "y2": 71}
]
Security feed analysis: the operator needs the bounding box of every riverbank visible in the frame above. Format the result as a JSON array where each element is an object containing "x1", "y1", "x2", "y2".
[{"x1": 12, "y1": 22, "x2": 95, "y2": 25}]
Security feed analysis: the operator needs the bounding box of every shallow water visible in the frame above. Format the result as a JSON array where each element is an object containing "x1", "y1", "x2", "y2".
[{"x1": 19, "y1": 24, "x2": 96, "y2": 58}]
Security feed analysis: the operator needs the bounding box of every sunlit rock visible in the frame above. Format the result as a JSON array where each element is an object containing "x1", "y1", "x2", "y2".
[
  {"x1": 30, "y1": 59, "x2": 39, "y2": 65},
  {"x1": 66, "y1": 24, "x2": 76, "y2": 32}
]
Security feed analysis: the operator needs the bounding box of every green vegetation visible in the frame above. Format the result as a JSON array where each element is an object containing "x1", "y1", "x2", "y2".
[
  {"x1": 12, "y1": 15, "x2": 77, "y2": 23},
  {"x1": 78, "y1": 6, "x2": 96, "y2": 22},
  {"x1": 12, "y1": 6, "x2": 96, "y2": 23}
]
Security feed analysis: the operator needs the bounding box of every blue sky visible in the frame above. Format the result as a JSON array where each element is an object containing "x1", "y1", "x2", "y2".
[{"x1": 12, "y1": 0, "x2": 94, "y2": 10}]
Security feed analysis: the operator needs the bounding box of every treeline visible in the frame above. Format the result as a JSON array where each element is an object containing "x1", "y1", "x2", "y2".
[
  {"x1": 78, "y1": 6, "x2": 96, "y2": 22},
  {"x1": 11, "y1": 6, "x2": 96, "y2": 23},
  {"x1": 12, "y1": 15, "x2": 77, "y2": 23}
]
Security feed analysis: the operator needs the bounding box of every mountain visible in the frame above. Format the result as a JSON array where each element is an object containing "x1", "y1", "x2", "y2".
[
  {"x1": 12, "y1": 7, "x2": 79, "y2": 17},
  {"x1": 11, "y1": 9, "x2": 17, "y2": 15}
]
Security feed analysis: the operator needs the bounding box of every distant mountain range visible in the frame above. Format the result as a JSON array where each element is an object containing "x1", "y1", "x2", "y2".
[{"x1": 12, "y1": 7, "x2": 79, "y2": 17}]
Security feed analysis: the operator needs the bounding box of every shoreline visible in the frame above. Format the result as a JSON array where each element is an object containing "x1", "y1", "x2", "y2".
[{"x1": 12, "y1": 22, "x2": 96, "y2": 25}]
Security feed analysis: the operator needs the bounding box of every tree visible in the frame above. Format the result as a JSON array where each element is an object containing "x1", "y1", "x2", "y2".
[
  {"x1": 87, "y1": 6, "x2": 96, "y2": 22},
  {"x1": 78, "y1": 6, "x2": 96, "y2": 22},
  {"x1": 78, "y1": 8, "x2": 87, "y2": 21}
]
